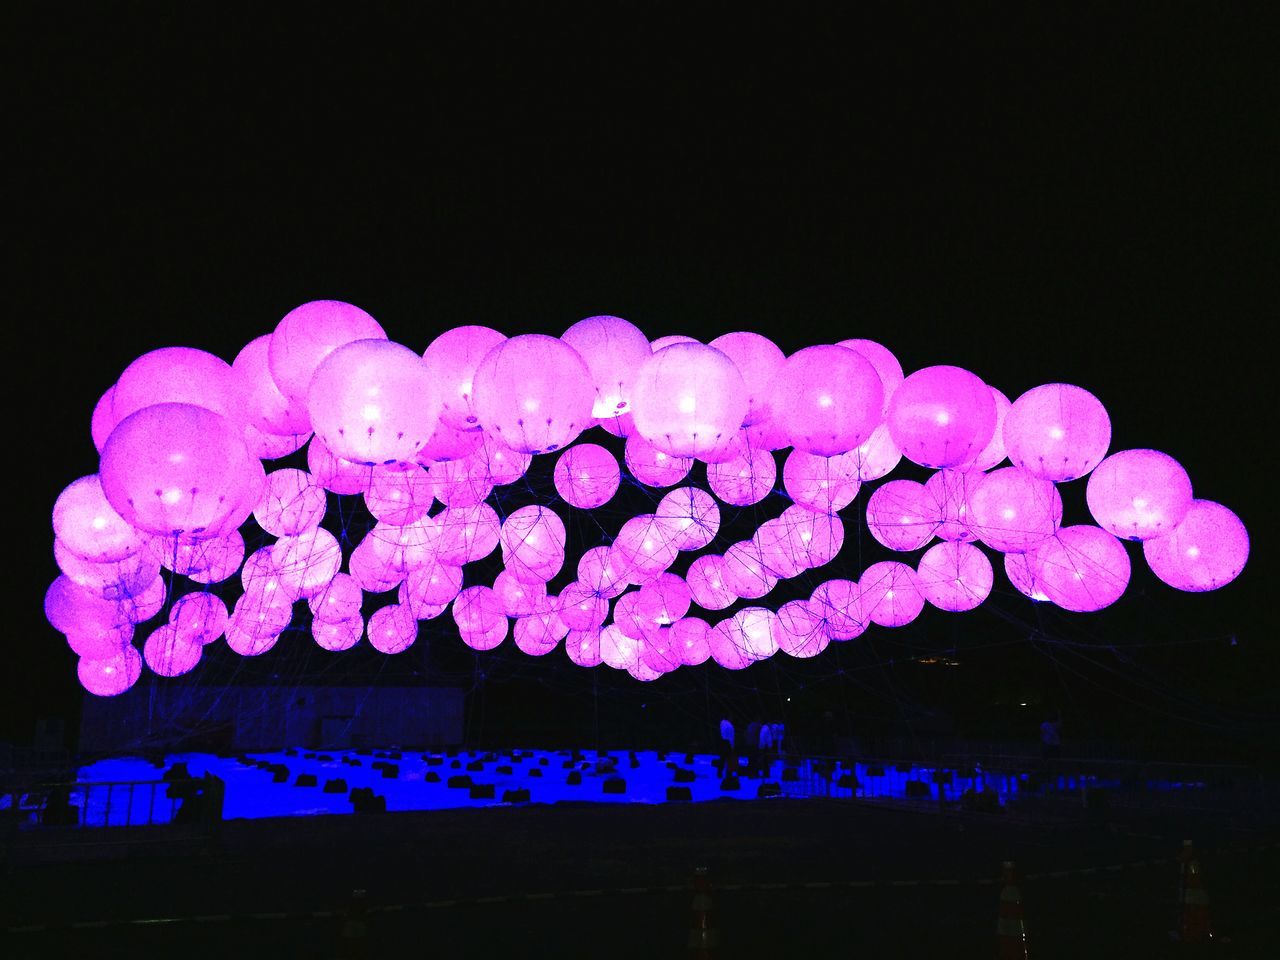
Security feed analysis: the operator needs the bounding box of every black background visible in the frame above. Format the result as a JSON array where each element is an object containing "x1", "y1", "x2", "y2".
[{"x1": 9, "y1": 7, "x2": 1274, "y2": 751}]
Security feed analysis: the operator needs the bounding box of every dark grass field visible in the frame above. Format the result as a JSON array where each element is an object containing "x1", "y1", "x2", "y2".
[{"x1": 5, "y1": 796, "x2": 1277, "y2": 958}]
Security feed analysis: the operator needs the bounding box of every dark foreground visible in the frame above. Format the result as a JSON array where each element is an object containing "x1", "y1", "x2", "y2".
[{"x1": 4, "y1": 796, "x2": 1277, "y2": 958}]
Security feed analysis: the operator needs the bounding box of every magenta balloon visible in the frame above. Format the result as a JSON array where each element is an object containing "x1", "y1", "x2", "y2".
[
  {"x1": 363, "y1": 463, "x2": 435, "y2": 525},
  {"x1": 923, "y1": 469, "x2": 980, "y2": 542},
  {"x1": 779, "y1": 505, "x2": 845, "y2": 570},
  {"x1": 631, "y1": 343, "x2": 749, "y2": 458},
  {"x1": 611, "y1": 514, "x2": 680, "y2": 583},
  {"x1": 635, "y1": 573, "x2": 693, "y2": 627},
  {"x1": 706, "y1": 447, "x2": 776, "y2": 506},
  {"x1": 1086, "y1": 449, "x2": 1193, "y2": 542},
  {"x1": 268, "y1": 300, "x2": 386, "y2": 409},
  {"x1": 565, "y1": 628, "x2": 604, "y2": 667},
  {"x1": 225, "y1": 623, "x2": 280, "y2": 657},
  {"x1": 45, "y1": 575, "x2": 128, "y2": 636},
  {"x1": 308, "y1": 572, "x2": 363, "y2": 622},
  {"x1": 169, "y1": 592, "x2": 229, "y2": 645},
  {"x1": 313, "y1": 614, "x2": 363, "y2": 651},
  {"x1": 655, "y1": 486, "x2": 720, "y2": 550},
  {"x1": 554, "y1": 443, "x2": 620, "y2": 509},
  {"x1": 916, "y1": 541, "x2": 993, "y2": 612},
  {"x1": 65, "y1": 623, "x2": 133, "y2": 660},
  {"x1": 431, "y1": 455, "x2": 494, "y2": 508},
  {"x1": 417, "y1": 421, "x2": 486, "y2": 464},
  {"x1": 774, "y1": 600, "x2": 831, "y2": 658},
  {"x1": 722, "y1": 607, "x2": 780, "y2": 661},
  {"x1": 1143, "y1": 500, "x2": 1248, "y2": 592},
  {"x1": 640, "y1": 627, "x2": 682, "y2": 673},
  {"x1": 403, "y1": 561, "x2": 465, "y2": 613},
  {"x1": 838, "y1": 338, "x2": 904, "y2": 416},
  {"x1": 143, "y1": 625, "x2": 203, "y2": 677},
  {"x1": 241, "y1": 545, "x2": 299, "y2": 600},
  {"x1": 709, "y1": 332, "x2": 787, "y2": 426},
  {"x1": 112, "y1": 347, "x2": 243, "y2": 428},
  {"x1": 91, "y1": 384, "x2": 118, "y2": 453},
  {"x1": 54, "y1": 537, "x2": 156, "y2": 600},
  {"x1": 367, "y1": 604, "x2": 417, "y2": 654},
  {"x1": 809, "y1": 579, "x2": 868, "y2": 640},
  {"x1": 365, "y1": 516, "x2": 442, "y2": 573},
  {"x1": 595, "y1": 410, "x2": 638, "y2": 438},
  {"x1": 624, "y1": 434, "x2": 694, "y2": 487},
  {"x1": 307, "y1": 438, "x2": 373, "y2": 495},
  {"x1": 670, "y1": 617, "x2": 712, "y2": 665},
  {"x1": 244, "y1": 424, "x2": 311, "y2": 460},
  {"x1": 307, "y1": 339, "x2": 439, "y2": 465},
  {"x1": 651, "y1": 335, "x2": 699, "y2": 349},
  {"x1": 233, "y1": 584, "x2": 295, "y2": 638},
  {"x1": 721, "y1": 541, "x2": 778, "y2": 599},
  {"x1": 54, "y1": 475, "x2": 146, "y2": 564},
  {"x1": 556, "y1": 581, "x2": 610, "y2": 631},
  {"x1": 1004, "y1": 552, "x2": 1050, "y2": 602},
  {"x1": 119, "y1": 575, "x2": 167, "y2": 624},
  {"x1": 435, "y1": 503, "x2": 501, "y2": 565},
  {"x1": 1030, "y1": 525, "x2": 1131, "y2": 612},
  {"x1": 472, "y1": 334, "x2": 595, "y2": 454},
  {"x1": 686, "y1": 555, "x2": 737, "y2": 610},
  {"x1": 272, "y1": 528, "x2": 342, "y2": 598},
  {"x1": 707, "y1": 619, "x2": 753, "y2": 670},
  {"x1": 232, "y1": 335, "x2": 311, "y2": 437},
  {"x1": 850, "y1": 424, "x2": 903, "y2": 481},
  {"x1": 860, "y1": 561, "x2": 925, "y2": 628},
  {"x1": 499, "y1": 505, "x2": 567, "y2": 584},
  {"x1": 101, "y1": 403, "x2": 257, "y2": 539},
  {"x1": 777, "y1": 345, "x2": 884, "y2": 456},
  {"x1": 254, "y1": 468, "x2": 327, "y2": 536},
  {"x1": 743, "y1": 415, "x2": 792, "y2": 452},
  {"x1": 422, "y1": 325, "x2": 507, "y2": 429},
  {"x1": 513, "y1": 612, "x2": 563, "y2": 657},
  {"x1": 577, "y1": 546, "x2": 629, "y2": 599},
  {"x1": 866, "y1": 479, "x2": 937, "y2": 552},
  {"x1": 961, "y1": 386, "x2": 1011, "y2": 471},
  {"x1": 782, "y1": 449, "x2": 861, "y2": 515},
  {"x1": 752, "y1": 520, "x2": 804, "y2": 580},
  {"x1": 1004, "y1": 383, "x2": 1111, "y2": 482},
  {"x1": 612, "y1": 591, "x2": 654, "y2": 641},
  {"x1": 185, "y1": 531, "x2": 246, "y2": 585},
  {"x1": 493, "y1": 569, "x2": 548, "y2": 617},
  {"x1": 887, "y1": 365, "x2": 997, "y2": 469},
  {"x1": 600, "y1": 624, "x2": 642, "y2": 670},
  {"x1": 562, "y1": 315, "x2": 652, "y2": 417},
  {"x1": 967, "y1": 466, "x2": 1063, "y2": 553},
  {"x1": 452, "y1": 585, "x2": 506, "y2": 639},
  {"x1": 474, "y1": 436, "x2": 532, "y2": 487},
  {"x1": 78, "y1": 645, "x2": 142, "y2": 696}
]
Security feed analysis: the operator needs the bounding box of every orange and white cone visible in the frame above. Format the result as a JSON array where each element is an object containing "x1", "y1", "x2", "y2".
[
  {"x1": 688, "y1": 866, "x2": 719, "y2": 957},
  {"x1": 1176, "y1": 841, "x2": 1212, "y2": 944},
  {"x1": 996, "y1": 861, "x2": 1029, "y2": 960}
]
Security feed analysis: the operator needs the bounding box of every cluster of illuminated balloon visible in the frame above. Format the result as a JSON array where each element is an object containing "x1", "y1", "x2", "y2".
[{"x1": 47, "y1": 302, "x2": 1249, "y2": 695}]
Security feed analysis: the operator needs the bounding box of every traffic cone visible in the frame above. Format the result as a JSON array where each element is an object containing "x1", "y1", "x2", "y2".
[
  {"x1": 996, "y1": 861, "x2": 1029, "y2": 960},
  {"x1": 1175, "y1": 841, "x2": 1212, "y2": 944},
  {"x1": 336, "y1": 888, "x2": 369, "y2": 960},
  {"x1": 687, "y1": 866, "x2": 719, "y2": 957}
]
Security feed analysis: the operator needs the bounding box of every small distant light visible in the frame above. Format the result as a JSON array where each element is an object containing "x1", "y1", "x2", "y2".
[
  {"x1": 786, "y1": 697, "x2": 791, "y2": 702},
  {"x1": 1019, "y1": 702, "x2": 1027, "y2": 707}
]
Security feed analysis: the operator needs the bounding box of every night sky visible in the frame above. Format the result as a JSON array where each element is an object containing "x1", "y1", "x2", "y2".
[{"x1": 10, "y1": 9, "x2": 1273, "y2": 751}]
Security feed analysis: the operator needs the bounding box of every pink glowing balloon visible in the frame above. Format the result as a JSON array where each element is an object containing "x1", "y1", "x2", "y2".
[
  {"x1": 232, "y1": 335, "x2": 311, "y2": 437},
  {"x1": 655, "y1": 486, "x2": 720, "y2": 550},
  {"x1": 600, "y1": 623, "x2": 643, "y2": 669},
  {"x1": 225, "y1": 623, "x2": 280, "y2": 657},
  {"x1": 365, "y1": 516, "x2": 442, "y2": 573},
  {"x1": 101, "y1": 403, "x2": 258, "y2": 539},
  {"x1": 686, "y1": 555, "x2": 737, "y2": 610},
  {"x1": 453, "y1": 586, "x2": 507, "y2": 650},
  {"x1": 1143, "y1": 500, "x2": 1248, "y2": 592},
  {"x1": 513, "y1": 611, "x2": 564, "y2": 657},
  {"x1": 967, "y1": 466, "x2": 1063, "y2": 553},
  {"x1": 916, "y1": 541, "x2": 993, "y2": 612},
  {"x1": 850, "y1": 424, "x2": 903, "y2": 481},
  {"x1": 272, "y1": 528, "x2": 342, "y2": 598},
  {"x1": 307, "y1": 339, "x2": 440, "y2": 465},
  {"x1": 631, "y1": 343, "x2": 749, "y2": 458},
  {"x1": 634, "y1": 573, "x2": 693, "y2": 628},
  {"x1": 1086, "y1": 449, "x2": 1193, "y2": 542},
  {"x1": 611, "y1": 591, "x2": 654, "y2": 641},
  {"x1": 65, "y1": 623, "x2": 133, "y2": 660},
  {"x1": 472, "y1": 334, "x2": 595, "y2": 454},
  {"x1": 244, "y1": 424, "x2": 311, "y2": 460},
  {"x1": 435, "y1": 503, "x2": 501, "y2": 565},
  {"x1": 706, "y1": 447, "x2": 776, "y2": 506},
  {"x1": 743, "y1": 415, "x2": 792, "y2": 452},
  {"x1": 119, "y1": 575, "x2": 167, "y2": 624},
  {"x1": 348, "y1": 539, "x2": 402, "y2": 594},
  {"x1": 866, "y1": 480, "x2": 937, "y2": 552},
  {"x1": 54, "y1": 538, "x2": 157, "y2": 600},
  {"x1": 809, "y1": 579, "x2": 868, "y2": 640},
  {"x1": 651, "y1": 335, "x2": 699, "y2": 349},
  {"x1": 640, "y1": 627, "x2": 682, "y2": 673},
  {"x1": 721, "y1": 541, "x2": 778, "y2": 599},
  {"x1": 887, "y1": 365, "x2": 997, "y2": 469},
  {"x1": 561, "y1": 315, "x2": 652, "y2": 417},
  {"x1": 774, "y1": 601, "x2": 830, "y2": 658},
  {"x1": 961, "y1": 386, "x2": 1011, "y2": 471},
  {"x1": 474, "y1": 436, "x2": 531, "y2": 487},
  {"x1": 169, "y1": 592, "x2": 229, "y2": 645},
  {"x1": 723, "y1": 607, "x2": 780, "y2": 662},
  {"x1": 611, "y1": 514, "x2": 680, "y2": 583},
  {"x1": 752, "y1": 519, "x2": 805, "y2": 579},
  {"x1": 431, "y1": 455, "x2": 494, "y2": 508},
  {"x1": 313, "y1": 614, "x2": 363, "y2": 651},
  {"x1": 233, "y1": 584, "x2": 295, "y2": 637},
  {"x1": 709, "y1": 332, "x2": 787, "y2": 426},
  {"x1": 923, "y1": 469, "x2": 980, "y2": 543},
  {"x1": 416, "y1": 420, "x2": 486, "y2": 462},
  {"x1": 268, "y1": 300, "x2": 386, "y2": 409},
  {"x1": 860, "y1": 561, "x2": 925, "y2": 627},
  {"x1": 1004, "y1": 552, "x2": 1050, "y2": 602},
  {"x1": 779, "y1": 505, "x2": 845, "y2": 569},
  {"x1": 671, "y1": 616, "x2": 712, "y2": 665},
  {"x1": 1030, "y1": 525, "x2": 1131, "y2": 612},
  {"x1": 707, "y1": 619, "x2": 753, "y2": 670},
  {"x1": 307, "y1": 438, "x2": 373, "y2": 495},
  {"x1": 556, "y1": 581, "x2": 610, "y2": 631},
  {"x1": 554, "y1": 443, "x2": 620, "y2": 509},
  {"x1": 422, "y1": 325, "x2": 507, "y2": 429},
  {"x1": 241, "y1": 546, "x2": 301, "y2": 600},
  {"x1": 1003, "y1": 383, "x2": 1111, "y2": 482},
  {"x1": 185, "y1": 531, "x2": 245, "y2": 585},
  {"x1": 367, "y1": 604, "x2": 417, "y2": 654},
  {"x1": 364, "y1": 463, "x2": 435, "y2": 525},
  {"x1": 143, "y1": 625, "x2": 203, "y2": 677},
  {"x1": 782, "y1": 449, "x2": 861, "y2": 515},
  {"x1": 54, "y1": 475, "x2": 146, "y2": 564},
  {"x1": 254, "y1": 468, "x2": 327, "y2": 536},
  {"x1": 112, "y1": 347, "x2": 243, "y2": 428},
  {"x1": 499, "y1": 506, "x2": 566, "y2": 584},
  {"x1": 577, "y1": 546, "x2": 629, "y2": 599},
  {"x1": 402, "y1": 561, "x2": 465, "y2": 613},
  {"x1": 838, "y1": 338, "x2": 904, "y2": 416},
  {"x1": 776, "y1": 345, "x2": 883, "y2": 456},
  {"x1": 493, "y1": 570, "x2": 548, "y2": 617},
  {"x1": 78, "y1": 645, "x2": 143, "y2": 696},
  {"x1": 595, "y1": 410, "x2": 638, "y2": 438},
  {"x1": 91, "y1": 384, "x2": 118, "y2": 453},
  {"x1": 565, "y1": 628, "x2": 604, "y2": 667},
  {"x1": 624, "y1": 435, "x2": 694, "y2": 487},
  {"x1": 45, "y1": 575, "x2": 128, "y2": 636},
  {"x1": 308, "y1": 572, "x2": 363, "y2": 622}
]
